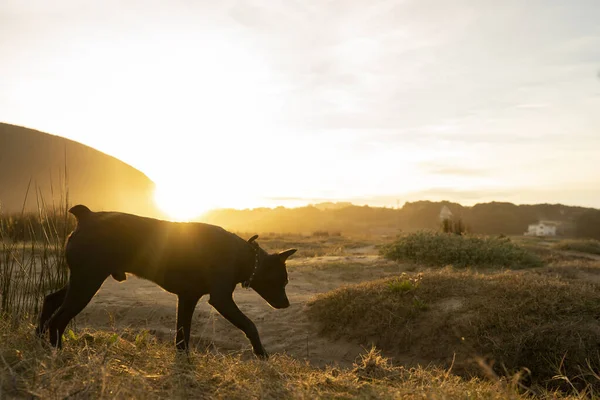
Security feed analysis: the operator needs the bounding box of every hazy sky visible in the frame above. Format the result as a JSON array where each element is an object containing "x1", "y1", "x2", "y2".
[{"x1": 2, "y1": 0, "x2": 599, "y2": 218}]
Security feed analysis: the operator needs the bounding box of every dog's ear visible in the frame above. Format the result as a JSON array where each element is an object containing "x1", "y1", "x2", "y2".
[
  {"x1": 248, "y1": 234, "x2": 259, "y2": 243},
  {"x1": 278, "y1": 249, "x2": 297, "y2": 262}
]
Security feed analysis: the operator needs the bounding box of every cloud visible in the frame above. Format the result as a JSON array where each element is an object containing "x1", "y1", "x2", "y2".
[
  {"x1": 2, "y1": 0, "x2": 600, "y2": 209},
  {"x1": 341, "y1": 187, "x2": 516, "y2": 207},
  {"x1": 514, "y1": 103, "x2": 550, "y2": 109},
  {"x1": 419, "y1": 163, "x2": 488, "y2": 177}
]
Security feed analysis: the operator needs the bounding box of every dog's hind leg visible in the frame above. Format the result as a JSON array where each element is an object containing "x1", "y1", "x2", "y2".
[
  {"x1": 47, "y1": 271, "x2": 107, "y2": 348},
  {"x1": 175, "y1": 295, "x2": 200, "y2": 352},
  {"x1": 35, "y1": 285, "x2": 68, "y2": 337},
  {"x1": 208, "y1": 292, "x2": 268, "y2": 359}
]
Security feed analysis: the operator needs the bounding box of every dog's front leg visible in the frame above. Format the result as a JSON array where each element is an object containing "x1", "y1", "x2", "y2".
[
  {"x1": 208, "y1": 292, "x2": 268, "y2": 359},
  {"x1": 175, "y1": 295, "x2": 200, "y2": 352}
]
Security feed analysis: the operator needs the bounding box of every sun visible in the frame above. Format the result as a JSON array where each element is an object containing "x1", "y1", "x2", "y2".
[
  {"x1": 153, "y1": 176, "x2": 270, "y2": 221},
  {"x1": 154, "y1": 184, "x2": 213, "y2": 222},
  {"x1": 59, "y1": 30, "x2": 285, "y2": 222}
]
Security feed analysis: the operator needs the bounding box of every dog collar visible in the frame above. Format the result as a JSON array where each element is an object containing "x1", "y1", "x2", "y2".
[{"x1": 242, "y1": 245, "x2": 260, "y2": 289}]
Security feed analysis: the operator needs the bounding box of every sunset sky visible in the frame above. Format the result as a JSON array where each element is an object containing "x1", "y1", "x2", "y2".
[{"x1": 1, "y1": 1, "x2": 599, "y2": 219}]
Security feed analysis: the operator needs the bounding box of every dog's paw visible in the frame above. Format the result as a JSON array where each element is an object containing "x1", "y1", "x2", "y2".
[{"x1": 254, "y1": 347, "x2": 269, "y2": 360}]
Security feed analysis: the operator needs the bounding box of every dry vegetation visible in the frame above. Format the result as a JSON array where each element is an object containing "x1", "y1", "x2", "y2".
[
  {"x1": 3, "y1": 198, "x2": 600, "y2": 398},
  {"x1": 307, "y1": 266, "x2": 600, "y2": 394},
  {"x1": 0, "y1": 320, "x2": 585, "y2": 399},
  {"x1": 0, "y1": 199, "x2": 70, "y2": 321},
  {"x1": 551, "y1": 239, "x2": 600, "y2": 256}
]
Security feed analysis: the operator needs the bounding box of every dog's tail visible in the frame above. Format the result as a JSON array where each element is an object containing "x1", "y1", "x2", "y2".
[{"x1": 69, "y1": 204, "x2": 93, "y2": 221}]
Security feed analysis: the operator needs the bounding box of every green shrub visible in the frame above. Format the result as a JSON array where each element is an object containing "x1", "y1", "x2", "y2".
[
  {"x1": 386, "y1": 273, "x2": 421, "y2": 293},
  {"x1": 380, "y1": 231, "x2": 542, "y2": 269}
]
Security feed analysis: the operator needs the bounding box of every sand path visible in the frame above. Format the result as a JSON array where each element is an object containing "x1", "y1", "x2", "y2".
[{"x1": 78, "y1": 255, "x2": 401, "y2": 367}]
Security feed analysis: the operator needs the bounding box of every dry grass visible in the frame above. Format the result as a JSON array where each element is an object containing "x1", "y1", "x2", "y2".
[
  {"x1": 552, "y1": 239, "x2": 600, "y2": 256},
  {"x1": 533, "y1": 260, "x2": 600, "y2": 282},
  {"x1": 307, "y1": 268, "x2": 600, "y2": 394},
  {"x1": 512, "y1": 237, "x2": 595, "y2": 264},
  {"x1": 0, "y1": 321, "x2": 557, "y2": 400},
  {"x1": 0, "y1": 195, "x2": 70, "y2": 321}
]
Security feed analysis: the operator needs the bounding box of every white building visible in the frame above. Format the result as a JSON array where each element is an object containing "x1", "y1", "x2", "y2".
[{"x1": 525, "y1": 221, "x2": 559, "y2": 237}]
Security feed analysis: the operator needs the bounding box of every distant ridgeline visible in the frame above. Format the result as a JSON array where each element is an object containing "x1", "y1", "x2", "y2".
[
  {"x1": 2, "y1": 122, "x2": 598, "y2": 238},
  {"x1": 203, "y1": 201, "x2": 599, "y2": 237},
  {"x1": 0, "y1": 122, "x2": 162, "y2": 217}
]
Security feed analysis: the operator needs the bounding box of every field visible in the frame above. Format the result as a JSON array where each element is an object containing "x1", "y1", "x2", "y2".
[{"x1": 3, "y1": 231, "x2": 600, "y2": 398}]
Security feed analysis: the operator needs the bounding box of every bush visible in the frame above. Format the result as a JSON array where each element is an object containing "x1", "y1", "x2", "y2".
[
  {"x1": 307, "y1": 270, "x2": 600, "y2": 392},
  {"x1": 552, "y1": 239, "x2": 600, "y2": 256},
  {"x1": 380, "y1": 231, "x2": 543, "y2": 269}
]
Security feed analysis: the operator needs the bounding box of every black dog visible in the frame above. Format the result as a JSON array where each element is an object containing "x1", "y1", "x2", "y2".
[{"x1": 36, "y1": 205, "x2": 296, "y2": 358}]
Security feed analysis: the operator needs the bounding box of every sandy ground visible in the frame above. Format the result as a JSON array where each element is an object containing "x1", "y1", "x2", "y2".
[
  {"x1": 77, "y1": 253, "x2": 401, "y2": 367},
  {"x1": 71, "y1": 242, "x2": 600, "y2": 367}
]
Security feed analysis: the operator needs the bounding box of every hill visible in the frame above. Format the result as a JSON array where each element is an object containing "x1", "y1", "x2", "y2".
[
  {"x1": 202, "y1": 200, "x2": 595, "y2": 236},
  {"x1": 0, "y1": 122, "x2": 161, "y2": 217}
]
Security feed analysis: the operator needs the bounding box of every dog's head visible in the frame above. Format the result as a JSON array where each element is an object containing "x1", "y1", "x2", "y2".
[{"x1": 248, "y1": 237, "x2": 296, "y2": 309}]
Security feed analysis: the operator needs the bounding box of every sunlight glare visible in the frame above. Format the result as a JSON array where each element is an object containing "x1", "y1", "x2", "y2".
[
  {"x1": 154, "y1": 185, "x2": 211, "y2": 221},
  {"x1": 154, "y1": 182, "x2": 266, "y2": 221}
]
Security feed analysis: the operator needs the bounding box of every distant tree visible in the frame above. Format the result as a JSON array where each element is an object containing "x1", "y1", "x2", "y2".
[
  {"x1": 441, "y1": 217, "x2": 467, "y2": 235},
  {"x1": 465, "y1": 202, "x2": 530, "y2": 235},
  {"x1": 402, "y1": 200, "x2": 464, "y2": 231},
  {"x1": 575, "y1": 209, "x2": 600, "y2": 240}
]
